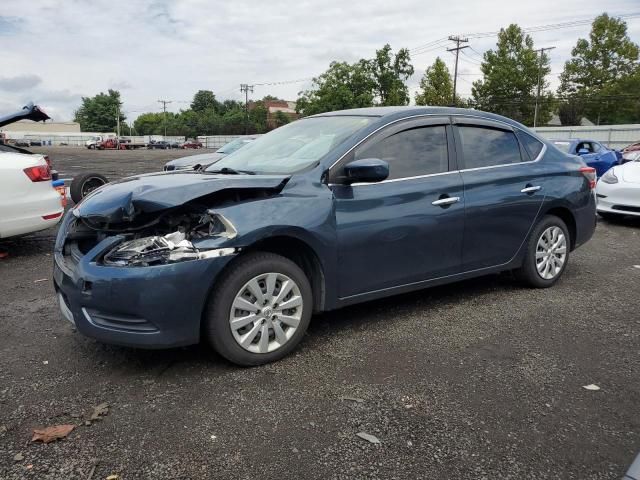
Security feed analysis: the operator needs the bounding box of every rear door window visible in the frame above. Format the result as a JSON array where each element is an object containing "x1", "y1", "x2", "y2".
[
  {"x1": 457, "y1": 126, "x2": 522, "y2": 169},
  {"x1": 354, "y1": 126, "x2": 449, "y2": 180}
]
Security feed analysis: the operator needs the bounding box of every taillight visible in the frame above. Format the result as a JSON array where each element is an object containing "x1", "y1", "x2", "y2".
[
  {"x1": 579, "y1": 166, "x2": 596, "y2": 189},
  {"x1": 23, "y1": 165, "x2": 52, "y2": 182}
]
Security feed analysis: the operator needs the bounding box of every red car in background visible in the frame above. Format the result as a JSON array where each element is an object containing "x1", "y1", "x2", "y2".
[
  {"x1": 622, "y1": 142, "x2": 640, "y2": 163},
  {"x1": 182, "y1": 140, "x2": 203, "y2": 149}
]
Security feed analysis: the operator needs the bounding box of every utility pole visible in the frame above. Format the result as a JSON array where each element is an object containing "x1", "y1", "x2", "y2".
[
  {"x1": 533, "y1": 46, "x2": 555, "y2": 128},
  {"x1": 447, "y1": 35, "x2": 469, "y2": 107},
  {"x1": 115, "y1": 105, "x2": 120, "y2": 138},
  {"x1": 157, "y1": 99, "x2": 172, "y2": 138},
  {"x1": 240, "y1": 84, "x2": 254, "y2": 134}
]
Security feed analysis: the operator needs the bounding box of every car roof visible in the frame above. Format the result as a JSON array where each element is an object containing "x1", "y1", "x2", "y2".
[{"x1": 309, "y1": 106, "x2": 529, "y2": 130}]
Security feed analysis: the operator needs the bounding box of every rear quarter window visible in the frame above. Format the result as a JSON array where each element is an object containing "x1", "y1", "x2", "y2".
[{"x1": 515, "y1": 130, "x2": 544, "y2": 161}]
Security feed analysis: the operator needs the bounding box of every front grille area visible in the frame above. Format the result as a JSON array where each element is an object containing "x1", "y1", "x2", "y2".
[
  {"x1": 83, "y1": 308, "x2": 158, "y2": 333},
  {"x1": 612, "y1": 204, "x2": 640, "y2": 213}
]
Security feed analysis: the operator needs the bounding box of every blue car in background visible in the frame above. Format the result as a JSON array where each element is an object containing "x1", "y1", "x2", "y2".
[{"x1": 551, "y1": 139, "x2": 619, "y2": 177}]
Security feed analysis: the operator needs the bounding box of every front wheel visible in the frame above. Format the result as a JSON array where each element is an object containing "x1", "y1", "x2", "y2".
[
  {"x1": 204, "y1": 252, "x2": 313, "y2": 366},
  {"x1": 515, "y1": 215, "x2": 570, "y2": 288}
]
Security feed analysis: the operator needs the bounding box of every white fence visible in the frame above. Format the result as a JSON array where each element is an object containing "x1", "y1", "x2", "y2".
[
  {"x1": 533, "y1": 125, "x2": 640, "y2": 150},
  {"x1": 0, "y1": 132, "x2": 185, "y2": 147},
  {"x1": 197, "y1": 135, "x2": 249, "y2": 149}
]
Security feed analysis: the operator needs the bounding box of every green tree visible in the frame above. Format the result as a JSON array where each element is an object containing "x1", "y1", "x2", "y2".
[
  {"x1": 190, "y1": 90, "x2": 219, "y2": 113},
  {"x1": 415, "y1": 57, "x2": 454, "y2": 106},
  {"x1": 274, "y1": 110, "x2": 291, "y2": 128},
  {"x1": 296, "y1": 60, "x2": 376, "y2": 116},
  {"x1": 369, "y1": 44, "x2": 414, "y2": 105},
  {"x1": 248, "y1": 100, "x2": 269, "y2": 133},
  {"x1": 74, "y1": 89, "x2": 125, "y2": 132},
  {"x1": 471, "y1": 24, "x2": 552, "y2": 126},
  {"x1": 133, "y1": 112, "x2": 164, "y2": 135},
  {"x1": 220, "y1": 110, "x2": 246, "y2": 134},
  {"x1": 557, "y1": 98, "x2": 584, "y2": 126},
  {"x1": 218, "y1": 100, "x2": 244, "y2": 115},
  {"x1": 559, "y1": 14, "x2": 640, "y2": 124}
]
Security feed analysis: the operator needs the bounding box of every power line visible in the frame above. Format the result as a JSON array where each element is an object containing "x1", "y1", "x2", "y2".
[
  {"x1": 253, "y1": 77, "x2": 313, "y2": 87},
  {"x1": 462, "y1": 12, "x2": 640, "y2": 38},
  {"x1": 447, "y1": 36, "x2": 469, "y2": 106},
  {"x1": 459, "y1": 50, "x2": 483, "y2": 65},
  {"x1": 411, "y1": 12, "x2": 640, "y2": 59}
]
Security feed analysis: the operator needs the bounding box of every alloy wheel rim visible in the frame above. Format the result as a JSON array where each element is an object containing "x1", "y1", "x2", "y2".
[
  {"x1": 82, "y1": 177, "x2": 105, "y2": 196},
  {"x1": 535, "y1": 226, "x2": 567, "y2": 280},
  {"x1": 229, "y1": 272, "x2": 303, "y2": 354}
]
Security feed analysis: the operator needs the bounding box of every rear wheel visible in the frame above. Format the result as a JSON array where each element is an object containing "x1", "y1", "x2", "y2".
[
  {"x1": 204, "y1": 252, "x2": 312, "y2": 366},
  {"x1": 516, "y1": 215, "x2": 570, "y2": 288}
]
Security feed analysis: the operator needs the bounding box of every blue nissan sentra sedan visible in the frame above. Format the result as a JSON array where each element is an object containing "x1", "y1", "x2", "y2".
[{"x1": 54, "y1": 107, "x2": 597, "y2": 365}]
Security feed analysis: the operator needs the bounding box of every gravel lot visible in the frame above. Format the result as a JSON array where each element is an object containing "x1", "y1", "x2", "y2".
[{"x1": 1, "y1": 147, "x2": 639, "y2": 479}]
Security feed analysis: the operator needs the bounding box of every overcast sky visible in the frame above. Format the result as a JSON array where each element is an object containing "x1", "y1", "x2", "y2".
[{"x1": 0, "y1": 0, "x2": 638, "y2": 122}]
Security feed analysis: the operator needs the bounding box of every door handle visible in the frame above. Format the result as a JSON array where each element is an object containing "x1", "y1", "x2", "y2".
[
  {"x1": 521, "y1": 185, "x2": 541, "y2": 194},
  {"x1": 432, "y1": 196, "x2": 460, "y2": 207}
]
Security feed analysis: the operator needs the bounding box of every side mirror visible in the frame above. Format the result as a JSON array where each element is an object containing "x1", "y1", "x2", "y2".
[
  {"x1": 577, "y1": 148, "x2": 590, "y2": 155},
  {"x1": 343, "y1": 158, "x2": 389, "y2": 184}
]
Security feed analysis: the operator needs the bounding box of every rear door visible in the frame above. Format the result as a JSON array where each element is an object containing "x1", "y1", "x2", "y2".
[
  {"x1": 331, "y1": 117, "x2": 465, "y2": 298},
  {"x1": 453, "y1": 118, "x2": 546, "y2": 271}
]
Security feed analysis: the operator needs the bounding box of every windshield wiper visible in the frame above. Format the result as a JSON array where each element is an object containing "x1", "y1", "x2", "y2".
[{"x1": 206, "y1": 167, "x2": 255, "y2": 175}]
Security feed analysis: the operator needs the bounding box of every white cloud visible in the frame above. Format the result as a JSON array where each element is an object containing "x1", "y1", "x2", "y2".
[
  {"x1": 0, "y1": 0, "x2": 638, "y2": 122},
  {"x1": 0, "y1": 74, "x2": 42, "y2": 91}
]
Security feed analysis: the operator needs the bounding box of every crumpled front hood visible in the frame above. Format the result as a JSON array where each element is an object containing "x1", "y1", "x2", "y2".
[{"x1": 75, "y1": 171, "x2": 290, "y2": 224}]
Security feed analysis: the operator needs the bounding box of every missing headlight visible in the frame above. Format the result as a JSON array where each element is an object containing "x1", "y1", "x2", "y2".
[{"x1": 103, "y1": 231, "x2": 236, "y2": 267}]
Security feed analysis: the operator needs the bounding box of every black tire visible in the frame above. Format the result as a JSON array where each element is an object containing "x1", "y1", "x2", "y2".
[
  {"x1": 515, "y1": 215, "x2": 570, "y2": 288},
  {"x1": 204, "y1": 252, "x2": 313, "y2": 366},
  {"x1": 70, "y1": 172, "x2": 109, "y2": 204}
]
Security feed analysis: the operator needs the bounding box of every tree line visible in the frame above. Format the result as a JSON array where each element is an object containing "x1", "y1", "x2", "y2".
[
  {"x1": 297, "y1": 13, "x2": 639, "y2": 126},
  {"x1": 74, "y1": 13, "x2": 638, "y2": 134},
  {"x1": 74, "y1": 91, "x2": 290, "y2": 136}
]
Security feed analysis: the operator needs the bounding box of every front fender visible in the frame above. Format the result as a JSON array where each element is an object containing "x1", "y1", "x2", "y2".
[{"x1": 191, "y1": 179, "x2": 339, "y2": 309}]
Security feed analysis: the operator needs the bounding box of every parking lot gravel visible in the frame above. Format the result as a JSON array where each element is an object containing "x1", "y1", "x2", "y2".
[{"x1": 1, "y1": 147, "x2": 639, "y2": 479}]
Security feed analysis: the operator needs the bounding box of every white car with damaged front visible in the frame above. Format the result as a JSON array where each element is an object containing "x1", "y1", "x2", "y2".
[
  {"x1": 596, "y1": 159, "x2": 640, "y2": 219},
  {"x1": 0, "y1": 151, "x2": 64, "y2": 238}
]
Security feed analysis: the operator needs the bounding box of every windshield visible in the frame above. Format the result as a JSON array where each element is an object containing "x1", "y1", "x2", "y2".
[
  {"x1": 205, "y1": 116, "x2": 375, "y2": 174},
  {"x1": 216, "y1": 137, "x2": 251, "y2": 154},
  {"x1": 553, "y1": 141, "x2": 571, "y2": 153}
]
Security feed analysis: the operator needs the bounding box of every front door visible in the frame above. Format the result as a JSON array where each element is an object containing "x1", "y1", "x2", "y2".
[{"x1": 330, "y1": 117, "x2": 465, "y2": 299}]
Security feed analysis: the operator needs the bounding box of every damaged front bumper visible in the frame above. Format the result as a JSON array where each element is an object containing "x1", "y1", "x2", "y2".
[{"x1": 53, "y1": 213, "x2": 237, "y2": 349}]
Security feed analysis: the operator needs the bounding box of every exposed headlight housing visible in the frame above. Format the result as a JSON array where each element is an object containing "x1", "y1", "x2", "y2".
[
  {"x1": 600, "y1": 168, "x2": 619, "y2": 184},
  {"x1": 103, "y1": 231, "x2": 236, "y2": 267}
]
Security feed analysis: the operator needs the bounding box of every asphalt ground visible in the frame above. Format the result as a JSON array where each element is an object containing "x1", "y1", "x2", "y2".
[{"x1": 1, "y1": 147, "x2": 639, "y2": 479}]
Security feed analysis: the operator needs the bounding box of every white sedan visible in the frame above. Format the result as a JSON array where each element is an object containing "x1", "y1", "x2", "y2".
[
  {"x1": 596, "y1": 159, "x2": 640, "y2": 219},
  {"x1": 0, "y1": 151, "x2": 64, "y2": 239}
]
